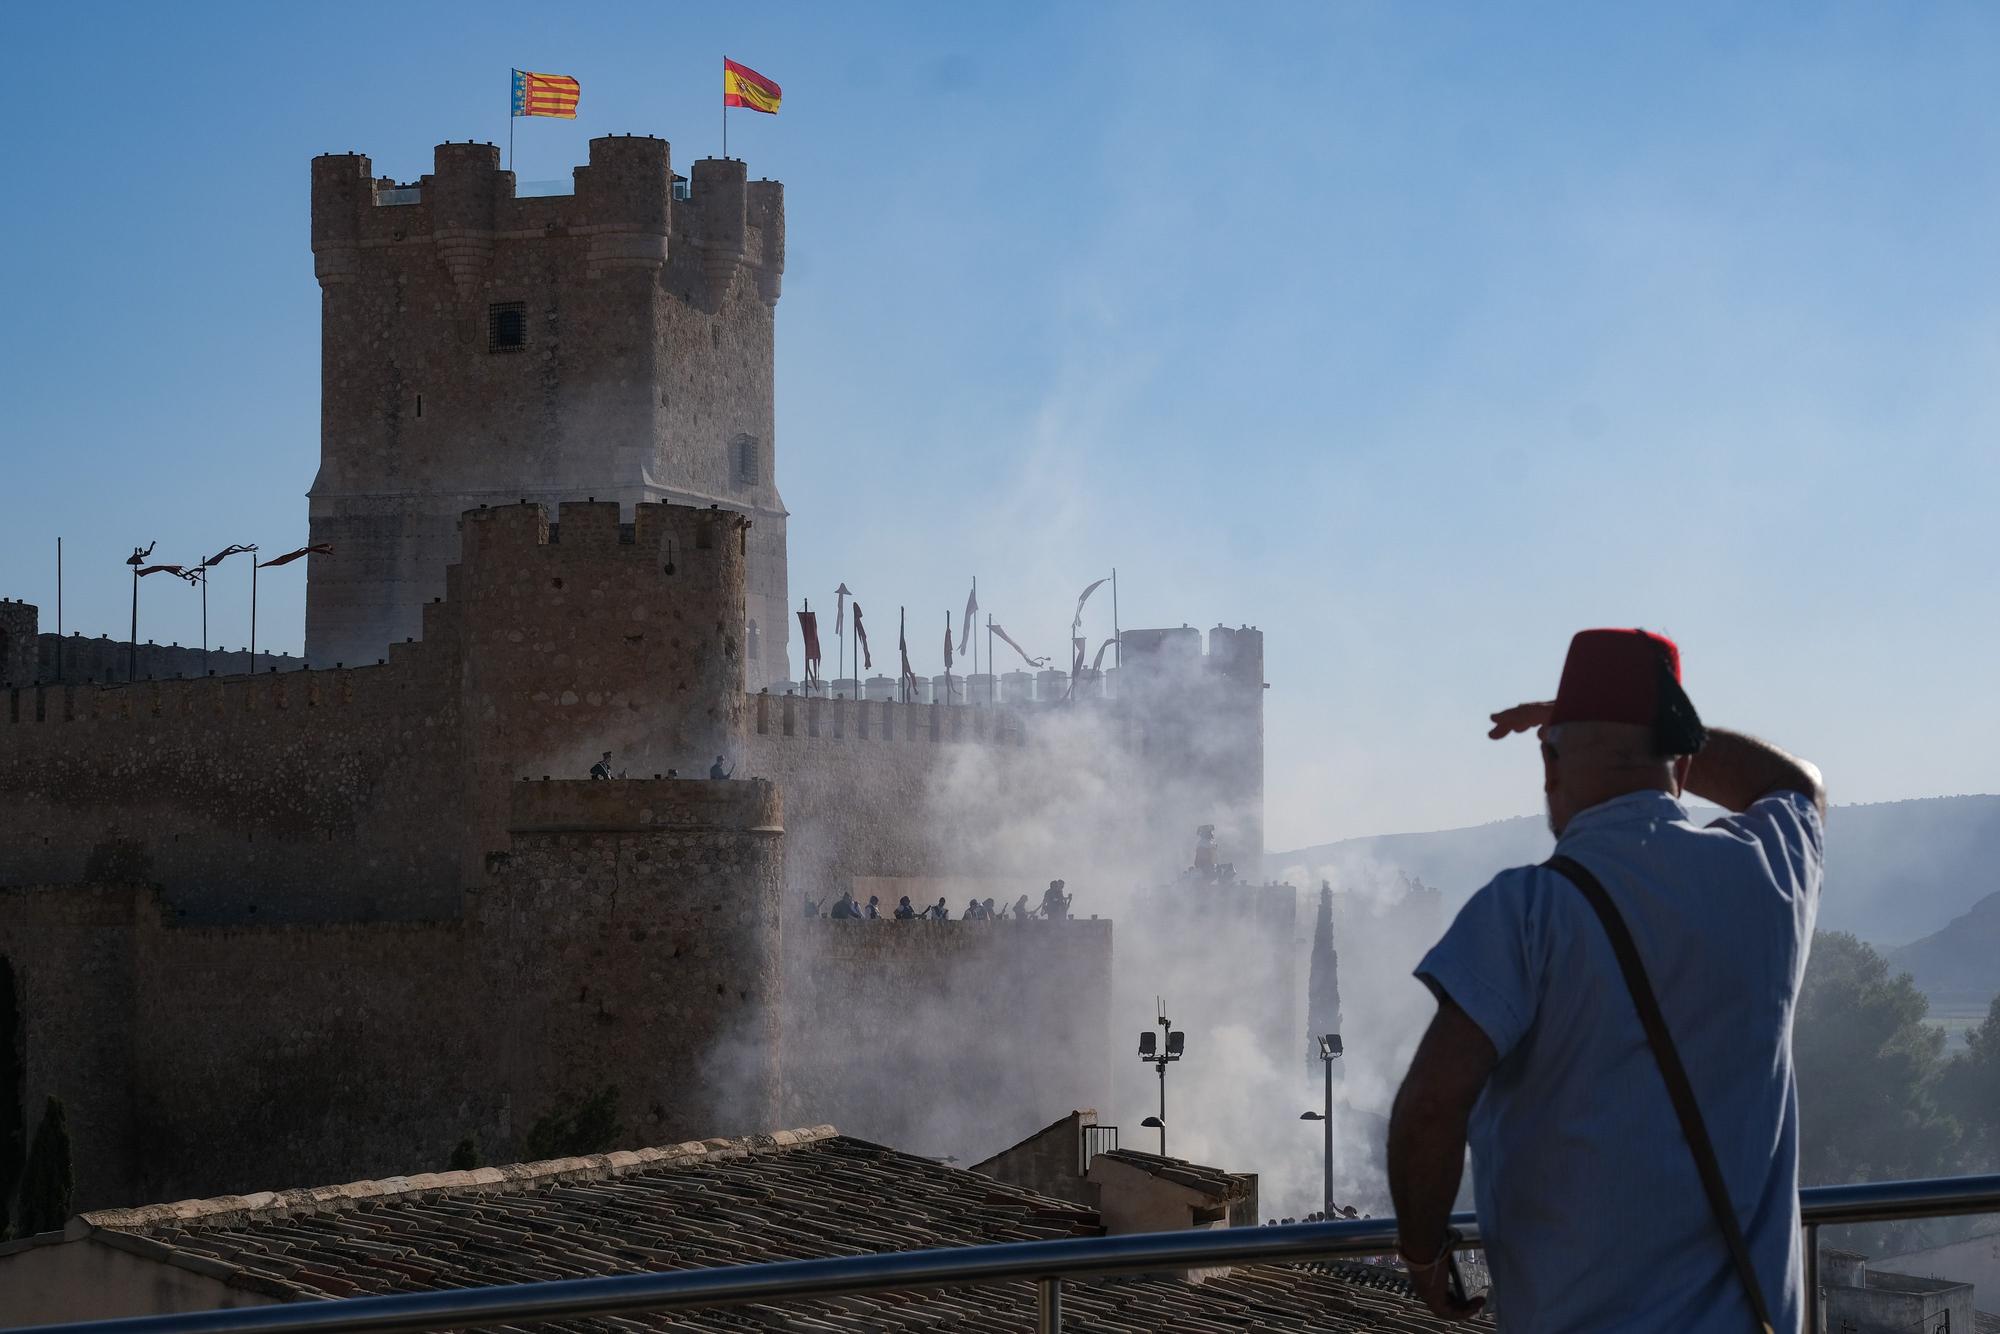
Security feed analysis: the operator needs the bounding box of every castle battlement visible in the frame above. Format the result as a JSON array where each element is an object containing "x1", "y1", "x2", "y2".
[
  {"x1": 749, "y1": 692, "x2": 1040, "y2": 748},
  {"x1": 312, "y1": 138, "x2": 783, "y2": 303}
]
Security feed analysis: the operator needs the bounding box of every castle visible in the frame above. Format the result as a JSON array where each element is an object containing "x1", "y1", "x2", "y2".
[{"x1": 0, "y1": 136, "x2": 1270, "y2": 1211}]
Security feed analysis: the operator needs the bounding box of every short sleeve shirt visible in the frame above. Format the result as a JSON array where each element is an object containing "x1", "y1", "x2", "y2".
[{"x1": 1415, "y1": 789, "x2": 1823, "y2": 1333}]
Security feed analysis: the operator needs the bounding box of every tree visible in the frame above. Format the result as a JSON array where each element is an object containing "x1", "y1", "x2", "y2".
[
  {"x1": 17, "y1": 1096, "x2": 73, "y2": 1236},
  {"x1": 1938, "y1": 991, "x2": 2000, "y2": 1170},
  {"x1": 1793, "y1": 932, "x2": 1956, "y2": 1186},
  {"x1": 0, "y1": 959, "x2": 23, "y2": 1241},
  {"x1": 523, "y1": 1085, "x2": 622, "y2": 1161}
]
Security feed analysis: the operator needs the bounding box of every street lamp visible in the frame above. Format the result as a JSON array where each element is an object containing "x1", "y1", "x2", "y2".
[
  {"x1": 1300, "y1": 1032, "x2": 1342, "y2": 1217},
  {"x1": 1137, "y1": 1004, "x2": 1185, "y2": 1157}
]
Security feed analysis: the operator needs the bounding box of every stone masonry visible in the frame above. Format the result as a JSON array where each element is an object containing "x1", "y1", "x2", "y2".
[{"x1": 308, "y1": 138, "x2": 789, "y2": 687}]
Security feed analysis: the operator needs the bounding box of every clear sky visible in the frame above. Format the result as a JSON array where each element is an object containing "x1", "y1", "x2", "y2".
[{"x1": 3, "y1": 3, "x2": 1996, "y2": 848}]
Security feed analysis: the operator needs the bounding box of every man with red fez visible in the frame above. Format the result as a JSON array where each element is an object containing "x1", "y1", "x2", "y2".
[{"x1": 1386, "y1": 629, "x2": 1824, "y2": 1330}]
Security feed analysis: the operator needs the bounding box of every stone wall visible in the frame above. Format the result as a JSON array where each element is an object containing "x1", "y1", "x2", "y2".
[
  {"x1": 0, "y1": 778, "x2": 785, "y2": 1209},
  {"x1": 307, "y1": 139, "x2": 788, "y2": 684},
  {"x1": 0, "y1": 601, "x2": 35, "y2": 688},
  {"x1": 0, "y1": 501, "x2": 746, "y2": 923},
  {"x1": 781, "y1": 916, "x2": 1112, "y2": 1164}
]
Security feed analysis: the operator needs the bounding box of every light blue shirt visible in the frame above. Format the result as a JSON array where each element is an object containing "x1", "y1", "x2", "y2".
[{"x1": 1416, "y1": 788, "x2": 1824, "y2": 1333}]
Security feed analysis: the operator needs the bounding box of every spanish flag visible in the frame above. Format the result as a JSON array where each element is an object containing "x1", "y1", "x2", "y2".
[
  {"x1": 512, "y1": 69, "x2": 581, "y2": 119},
  {"x1": 723, "y1": 59, "x2": 781, "y2": 114}
]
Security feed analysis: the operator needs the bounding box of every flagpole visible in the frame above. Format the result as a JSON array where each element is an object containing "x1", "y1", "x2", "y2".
[
  {"x1": 722, "y1": 56, "x2": 728, "y2": 160},
  {"x1": 200, "y1": 569, "x2": 209, "y2": 677},
  {"x1": 972, "y1": 576, "x2": 979, "y2": 703},
  {"x1": 250, "y1": 555, "x2": 258, "y2": 672},
  {"x1": 508, "y1": 70, "x2": 516, "y2": 174},
  {"x1": 128, "y1": 550, "x2": 140, "y2": 683},
  {"x1": 987, "y1": 614, "x2": 995, "y2": 705},
  {"x1": 55, "y1": 537, "x2": 63, "y2": 682}
]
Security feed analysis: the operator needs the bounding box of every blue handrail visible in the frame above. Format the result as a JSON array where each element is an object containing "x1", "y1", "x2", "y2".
[{"x1": 13, "y1": 1173, "x2": 2000, "y2": 1334}]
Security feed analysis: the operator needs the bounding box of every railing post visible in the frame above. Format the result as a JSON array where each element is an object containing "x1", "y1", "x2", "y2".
[
  {"x1": 1037, "y1": 1276, "x2": 1061, "y2": 1332},
  {"x1": 1803, "y1": 1221, "x2": 1819, "y2": 1334}
]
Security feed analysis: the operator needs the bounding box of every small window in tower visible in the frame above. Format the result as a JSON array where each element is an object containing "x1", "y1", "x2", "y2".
[
  {"x1": 733, "y1": 433, "x2": 760, "y2": 487},
  {"x1": 488, "y1": 302, "x2": 527, "y2": 352}
]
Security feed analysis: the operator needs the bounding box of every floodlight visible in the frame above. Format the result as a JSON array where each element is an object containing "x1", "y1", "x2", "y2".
[
  {"x1": 1300, "y1": 1110, "x2": 1324, "y2": 1121},
  {"x1": 1141, "y1": 1116, "x2": 1164, "y2": 1128},
  {"x1": 1138, "y1": 1031, "x2": 1157, "y2": 1058},
  {"x1": 1166, "y1": 1030, "x2": 1185, "y2": 1058},
  {"x1": 1319, "y1": 1033, "x2": 1343, "y2": 1059}
]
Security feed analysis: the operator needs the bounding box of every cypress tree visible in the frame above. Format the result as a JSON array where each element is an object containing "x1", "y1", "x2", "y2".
[
  {"x1": 0, "y1": 960, "x2": 23, "y2": 1240},
  {"x1": 18, "y1": 1096, "x2": 73, "y2": 1236}
]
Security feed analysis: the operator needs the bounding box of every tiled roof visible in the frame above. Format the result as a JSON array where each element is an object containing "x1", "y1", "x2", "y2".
[
  {"x1": 1091, "y1": 1147, "x2": 1249, "y2": 1199},
  {"x1": 75, "y1": 1127, "x2": 1483, "y2": 1331}
]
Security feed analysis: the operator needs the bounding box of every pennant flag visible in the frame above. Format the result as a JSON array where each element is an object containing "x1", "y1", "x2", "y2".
[
  {"x1": 798, "y1": 608, "x2": 821, "y2": 688},
  {"x1": 898, "y1": 607, "x2": 918, "y2": 694},
  {"x1": 943, "y1": 613, "x2": 954, "y2": 673},
  {"x1": 834, "y1": 583, "x2": 851, "y2": 643},
  {"x1": 1071, "y1": 577, "x2": 1109, "y2": 634},
  {"x1": 513, "y1": 69, "x2": 581, "y2": 119},
  {"x1": 137, "y1": 564, "x2": 197, "y2": 582},
  {"x1": 958, "y1": 580, "x2": 978, "y2": 655},
  {"x1": 723, "y1": 59, "x2": 782, "y2": 114},
  {"x1": 202, "y1": 543, "x2": 256, "y2": 569},
  {"x1": 1090, "y1": 636, "x2": 1118, "y2": 673},
  {"x1": 258, "y1": 543, "x2": 334, "y2": 568},
  {"x1": 852, "y1": 601, "x2": 873, "y2": 671},
  {"x1": 990, "y1": 623, "x2": 1046, "y2": 669}
]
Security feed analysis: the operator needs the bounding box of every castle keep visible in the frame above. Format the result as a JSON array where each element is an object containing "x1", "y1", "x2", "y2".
[{"x1": 308, "y1": 138, "x2": 790, "y2": 687}]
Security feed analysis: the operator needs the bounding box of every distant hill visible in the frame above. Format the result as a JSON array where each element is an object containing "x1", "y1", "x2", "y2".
[
  {"x1": 1886, "y1": 889, "x2": 2000, "y2": 1002},
  {"x1": 1271, "y1": 794, "x2": 2000, "y2": 950}
]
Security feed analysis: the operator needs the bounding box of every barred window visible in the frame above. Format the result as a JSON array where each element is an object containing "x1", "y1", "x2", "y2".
[
  {"x1": 733, "y1": 433, "x2": 760, "y2": 486},
  {"x1": 488, "y1": 302, "x2": 526, "y2": 352}
]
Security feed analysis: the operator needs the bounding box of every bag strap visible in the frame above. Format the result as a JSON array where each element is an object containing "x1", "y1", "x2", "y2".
[{"x1": 1544, "y1": 854, "x2": 1777, "y2": 1334}]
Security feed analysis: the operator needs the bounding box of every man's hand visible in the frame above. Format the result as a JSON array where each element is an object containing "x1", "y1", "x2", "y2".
[
  {"x1": 1405, "y1": 1251, "x2": 1487, "y2": 1322},
  {"x1": 1487, "y1": 700, "x2": 1554, "y2": 740}
]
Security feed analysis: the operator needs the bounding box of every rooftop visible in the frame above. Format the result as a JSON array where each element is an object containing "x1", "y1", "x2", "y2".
[{"x1": 46, "y1": 1127, "x2": 1478, "y2": 1331}]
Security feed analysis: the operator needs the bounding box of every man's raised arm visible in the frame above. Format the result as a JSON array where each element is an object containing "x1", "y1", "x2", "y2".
[{"x1": 1683, "y1": 728, "x2": 1825, "y2": 816}]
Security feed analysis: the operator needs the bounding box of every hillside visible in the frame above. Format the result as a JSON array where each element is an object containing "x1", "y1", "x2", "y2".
[
  {"x1": 1271, "y1": 794, "x2": 2000, "y2": 950},
  {"x1": 1886, "y1": 889, "x2": 2000, "y2": 1002}
]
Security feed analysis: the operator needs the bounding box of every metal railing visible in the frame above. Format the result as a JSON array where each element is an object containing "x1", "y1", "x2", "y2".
[{"x1": 17, "y1": 1173, "x2": 2000, "y2": 1334}]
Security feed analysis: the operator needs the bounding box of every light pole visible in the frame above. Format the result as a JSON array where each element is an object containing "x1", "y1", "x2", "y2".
[
  {"x1": 1136, "y1": 1004, "x2": 1184, "y2": 1157},
  {"x1": 1298, "y1": 1032, "x2": 1342, "y2": 1218}
]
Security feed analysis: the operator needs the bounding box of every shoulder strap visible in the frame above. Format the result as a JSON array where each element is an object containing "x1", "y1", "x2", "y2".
[{"x1": 1544, "y1": 854, "x2": 1776, "y2": 1334}]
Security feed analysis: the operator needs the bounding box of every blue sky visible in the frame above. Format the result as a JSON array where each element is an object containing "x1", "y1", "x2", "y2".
[{"x1": 3, "y1": 3, "x2": 1996, "y2": 846}]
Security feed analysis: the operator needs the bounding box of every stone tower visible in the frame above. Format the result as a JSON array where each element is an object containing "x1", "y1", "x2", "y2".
[{"x1": 306, "y1": 137, "x2": 789, "y2": 686}]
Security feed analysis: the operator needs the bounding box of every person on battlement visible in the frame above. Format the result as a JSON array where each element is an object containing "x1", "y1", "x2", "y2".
[
  {"x1": 919, "y1": 897, "x2": 950, "y2": 921},
  {"x1": 865, "y1": 895, "x2": 882, "y2": 920},
  {"x1": 963, "y1": 897, "x2": 986, "y2": 920},
  {"x1": 829, "y1": 890, "x2": 859, "y2": 921},
  {"x1": 1011, "y1": 893, "x2": 1032, "y2": 920},
  {"x1": 983, "y1": 897, "x2": 998, "y2": 921},
  {"x1": 894, "y1": 895, "x2": 916, "y2": 921},
  {"x1": 800, "y1": 893, "x2": 821, "y2": 920},
  {"x1": 710, "y1": 754, "x2": 735, "y2": 780},
  {"x1": 1040, "y1": 879, "x2": 1072, "y2": 921},
  {"x1": 589, "y1": 750, "x2": 614, "y2": 781}
]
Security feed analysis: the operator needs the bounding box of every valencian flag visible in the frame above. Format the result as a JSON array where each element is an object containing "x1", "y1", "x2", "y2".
[
  {"x1": 990, "y1": 623, "x2": 1046, "y2": 669},
  {"x1": 259, "y1": 543, "x2": 333, "y2": 568},
  {"x1": 723, "y1": 59, "x2": 782, "y2": 114},
  {"x1": 137, "y1": 564, "x2": 197, "y2": 583},
  {"x1": 852, "y1": 601, "x2": 873, "y2": 671},
  {"x1": 202, "y1": 544, "x2": 255, "y2": 569},
  {"x1": 513, "y1": 69, "x2": 581, "y2": 119},
  {"x1": 798, "y1": 606, "x2": 822, "y2": 690},
  {"x1": 1070, "y1": 577, "x2": 1109, "y2": 635}
]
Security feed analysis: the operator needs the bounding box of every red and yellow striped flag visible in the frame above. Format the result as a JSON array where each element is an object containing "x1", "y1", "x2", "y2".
[
  {"x1": 723, "y1": 59, "x2": 781, "y2": 114},
  {"x1": 512, "y1": 69, "x2": 580, "y2": 119}
]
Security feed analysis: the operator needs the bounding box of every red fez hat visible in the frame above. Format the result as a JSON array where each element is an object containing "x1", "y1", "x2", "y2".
[{"x1": 1549, "y1": 628, "x2": 1707, "y2": 753}]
